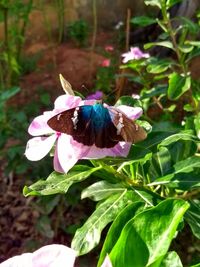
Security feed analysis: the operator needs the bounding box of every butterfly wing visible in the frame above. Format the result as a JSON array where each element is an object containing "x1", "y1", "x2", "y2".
[
  {"x1": 108, "y1": 107, "x2": 147, "y2": 143},
  {"x1": 47, "y1": 106, "x2": 95, "y2": 146}
]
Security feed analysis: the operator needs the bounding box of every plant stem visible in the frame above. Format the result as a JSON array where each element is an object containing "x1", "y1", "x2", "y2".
[
  {"x1": 161, "y1": 3, "x2": 187, "y2": 75},
  {"x1": 3, "y1": 6, "x2": 11, "y2": 88}
]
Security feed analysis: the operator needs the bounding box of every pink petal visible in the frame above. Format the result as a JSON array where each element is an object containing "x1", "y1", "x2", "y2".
[
  {"x1": 54, "y1": 95, "x2": 82, "y2": 110},
  {"x1": 115, "y1": 105, "x2": 143, "y2": 120},
  {"x1": 84, "y1": 142, "x2": 131, "y2": 159},
  {"x1": 56, "y1": 135, "x2": 90, "y2": 173},
  {"x1": 53, "y1": 145, "x2": 65, "y2": 173},
  {"x1": 110, "y1": 142, "x2": 131, "y2": 157},
  {"x1": 32, "y1": 244, "x2": 77, "y2": 267},
  {"x1": 101, "y1": 255, "x2": 113, "y2": 267},
  {"x1": 28, "y1": 112, "x2": 55, "y2": 136},
  {"x1": 25, "y1": 135, "x2": 57, "y2": 161}
]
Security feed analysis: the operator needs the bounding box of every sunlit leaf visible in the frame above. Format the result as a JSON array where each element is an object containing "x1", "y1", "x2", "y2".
[
  {"x1": 168, "y1": 72, "x2": 191, "y2": 100},
  {"x1": 185, "y1": 200, "x2": 200, "y2": 239},
  {"x1": 71, "y1": 191, "x2": 135, "y2": 255},
  {"x1": 160, "y1": 251, "x2": 183, "y2": 267},
  {"x1": 98, "y1": 202, "x2": 145, "y2": 267},
  {"x1": 81, "y1": 181, "x2": 126, "y2": 201},
  {"x1": 144, "y1": 41, "x2": 174, "y2": 50},
  {"x1": 23, "y1": 165, "x2": 101, "y2": 196},
  {"x1": 109, "y1": 199, "x2": 189, "y2": 267}
]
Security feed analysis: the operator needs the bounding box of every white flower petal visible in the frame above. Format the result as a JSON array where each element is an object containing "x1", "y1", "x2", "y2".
[
  {"x1": 0, "y1": 253, "x2": 32, "y2": 267},
  {"x1": 25, "y1": 135, "x2": 57, "y2": 161},
  {"x1": 32, "y1": 244, "x2": 77, "y2": 267}
]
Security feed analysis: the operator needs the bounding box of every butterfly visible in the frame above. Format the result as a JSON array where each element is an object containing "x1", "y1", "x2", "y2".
[{"x1": 47, "y1": 103, "x2": 147, "y2": 148}]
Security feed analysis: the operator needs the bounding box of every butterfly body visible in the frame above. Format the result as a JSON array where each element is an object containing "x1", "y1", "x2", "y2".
[{"x1": 47, "y1": 103, "x2": 146, "y2": 148}]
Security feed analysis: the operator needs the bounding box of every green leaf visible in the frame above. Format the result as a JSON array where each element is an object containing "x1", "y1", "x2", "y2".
[
  {"x1": 81, "y1": 181, "x2": 126, "y2": 201},
  {"x1": 194, "y1": 113, "x2": 200, "y2": 139},
  {"x1": 158, "y1": 131, "x2": 197, "y2": 148},
  {"x1": 144, "y1": 41, "x2": 175, "y2": 50},
  {"x1": 115, "y1": 95, "x2": 140, "y2": 107},
  {"x1": 23, "y1": 165, "x2": 101, "y2": 196},
  {"x1": 148, "y1": 147, "x2": 172, "y2": 180},
  {"x1": 141, "y1": 85, "x2": 167, "y2": 99},
  {"x1": 185, "y1": 41, "x2": 200, "y2": 47},
  {"x1": 150, "y1": 156, "x2": 200, "y2": 185},
  {"x1": 178, "y1": 44, "x2": 194, "y2": 53},
  {"x1": 147, "y1": 58, "x2": 173, "y2": 74},
  {"x1": 166, "y1": 0, "x2": 182, "y2": 9},
  {"x1": 160, "y1": 251, "x2": 183, "y2": 267},
  {"x1": 71, "y1": 191, "x2": 135, "y2": 255},
  {"x1": 168, "y1": 72, "x2": 191, "y2": 100},
  {"x1": 109, "y1": 199, "x2": 189, "y2": 267},
  {"x1": 178, "y1": 17, "x2": 199, "y2": 34},
  {"x1": 0, "y1": 87, "x2": 20, "y2": 102},
  {"x1": 155, "y1": 173, "x2": 200, "y2": 190},
  {"x1": 98, "y1": 202, "x2": 145, "y2": 267},
  {"x1": 185, "y1": 200, "x2": 200, "y2": 239},
  {"x1": 131, "y1": 16, "x2": 156, "y2": 26},
  {"x1": 144, "y1": 0, "x2": 162, "y2": 9}
]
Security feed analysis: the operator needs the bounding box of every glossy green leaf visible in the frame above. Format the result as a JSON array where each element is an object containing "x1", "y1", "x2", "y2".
[
  {"x1": 147, "y1": 59, "x2": 172, "y2": 74},
  {"x1": 160, "y1": 251, "x2": 183, "y2": 267},
  {"x1": 131, "y1": 16, "x2": 156, "y2": 26},
  {"x1": 148, "y1": 147, "x2": 172, "y2": 180},
  {"x1": 98, "y1": 202, "x2": 145, "y2": 267},
  {"x1": 168, "y1": 72, "x2": 191, "y2": 100},
  {"x1": 109, "y1": 199, "x2": 189, "y2": 267},
  {"x1": 81, "y1": 181, "x2": 125, "y2": 201},
  {"x1": 154, "y1": 173, "x2": 200, "y2": 190},
  {"x1": 144, "y1": 41, "x2": 174, "y2": 50},
  {"x1": 23, "y1": 165, "x2": 101, "y2": 196},
  {"x1": 185, "y1": 200, "x2": 200, "y2": 239},
  {"x1": 71, "y1": 191, "x2": 135, "y2": 255},
  {"x1": 178, "y1": 44, "x2": 194, "y2": 53},
  {"x1": 150, "y1": 156, "x2": 200, "y2": 185},
  {"x1": 158, "y1": 131, "x2": 197, "y2": 148}
]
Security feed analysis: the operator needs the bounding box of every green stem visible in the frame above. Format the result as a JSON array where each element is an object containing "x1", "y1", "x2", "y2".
[{"x1": 161, "y1": 3, "x2": 187, "y2": 75}]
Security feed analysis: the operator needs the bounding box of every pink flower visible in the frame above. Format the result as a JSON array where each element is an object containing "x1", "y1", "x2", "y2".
[
  {"x1": 101, "y1": 255, "x2": 113, "y2": 267},
  {"x1": 86, "y1": 90, "x2": 103, "y2": 100},
  {"x1": 121, "y1": 47, "x2": 150, "y2": 63},
  {"x1": 0, "y1": 244, "x2": 112, "y2": 267},
  {"x1": 25, "y1": 94, "x2": 143, "y2": 173},
  {"x1": 0, "y1": 244, "x2": 77, "y2": 267},
  {"x1": 105, "y1": 45, "x2": 114, "y2": 52},
  {"x1": 101, "y1": 59, "x2": 110, "y2": 67}
]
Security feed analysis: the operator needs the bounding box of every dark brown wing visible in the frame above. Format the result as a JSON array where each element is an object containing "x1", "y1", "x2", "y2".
[{"x1": 109, "y1": 108, "x2": 147, "y2": 143}]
